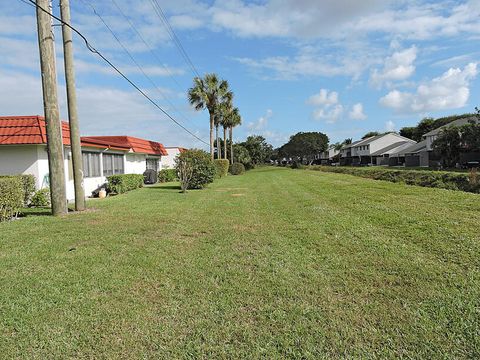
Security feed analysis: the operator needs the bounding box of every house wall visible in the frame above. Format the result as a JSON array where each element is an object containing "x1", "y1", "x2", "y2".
[
  {"x1": 0, "y1": 145, "x2": 43, "y2": 188},
  {"x1": 425, "y1": 135, "x2": 436, "y2": 151},
  {"x1": 161, "y1": 148, "x2": 181, "y2": 169},
  {"x1": 125, "y1": 153, "x2": 147, "y2": 174}
]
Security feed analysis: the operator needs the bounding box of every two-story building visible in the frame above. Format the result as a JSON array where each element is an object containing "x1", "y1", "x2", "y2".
[{"x1": 340, "y1": 133, "x2": 416, "y2": 166}]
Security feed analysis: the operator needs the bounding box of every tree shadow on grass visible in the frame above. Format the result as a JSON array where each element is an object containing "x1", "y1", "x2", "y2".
[
  {"x1": 19, "y1": 207, "x2": 52, "y2": 217},
  {"x1": 144, "y1": 185, "x2": 182, "y2": 191}
]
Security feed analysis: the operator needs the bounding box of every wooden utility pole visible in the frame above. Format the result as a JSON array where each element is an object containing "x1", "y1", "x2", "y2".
[
  {"x1": 35, "y1": 0, "x2": 68, "y2": 216},
  {"x1": 60, "y1": 0, "x2": 85, "y2": 211}
]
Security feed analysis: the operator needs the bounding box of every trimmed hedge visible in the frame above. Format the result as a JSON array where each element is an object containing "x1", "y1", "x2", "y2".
[
  {"x1": 158, "y1": 169, "x2": 177, "y2": 183},
  {"x1": 230, "y1": 163, "x2": 245, "y2": 175},
  {"x1": 306, "y1": 166, "x2": 480, "y2": 194},
  {"x1": 0, "y1": 177, "x2": 24, "y2": 222},
  {"x1": 0, "y1": 174, "x2": 36, "y2": 206},
  {"x1": 214, "y1": 159, "x2": 229, "y2": 178},
  {"x1": 107, "y1": 174, "x2": 144, "y2": 194}
]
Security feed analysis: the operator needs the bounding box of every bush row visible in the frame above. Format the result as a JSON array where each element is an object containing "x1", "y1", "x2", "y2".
[
  {"x1": 230, "y1": 162, "x2": 245, "y2": 175},
  {"x1": 0, "y1": 177, "x2": 24, "y2": 222},
  {"x1": 107, "y1": 174, "x2": 144, "y2": 194},
  {"x1": 214, "y1": 159, "x2": 230, "y2": 178},
  {"x1": 158, "y1": 169, "x2": 177, "y2": 183},
  {"x1": 0, "y1": 174, "x2": 36, "y2": 205},
  {"x1": 306, "y1": 166, "x2": 480, "y2": 194}
]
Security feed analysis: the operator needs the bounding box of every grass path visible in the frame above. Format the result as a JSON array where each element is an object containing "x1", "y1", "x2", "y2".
[{"x1": 1, "y1": 167, "x2": 479, "y2": 358}]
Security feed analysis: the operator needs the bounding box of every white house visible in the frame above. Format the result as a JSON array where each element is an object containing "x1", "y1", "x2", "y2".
[
  {"x1": 160, "y1": 146, "x2": 186, "y2": 169},
  {"x1": 0, "y1": 116, "x2": 168, "y2": 200},
  {"x1": 318, "y1": 145, "x2": 340, "y2": 164},
  {"x1": 341, "y1": 133, "x2": 416, "y2": 166}
]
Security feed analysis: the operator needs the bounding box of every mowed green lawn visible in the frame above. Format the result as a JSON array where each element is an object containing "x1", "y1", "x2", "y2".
[{"x1": 1, "y1": 167, "x2": 479, "y2": 358}]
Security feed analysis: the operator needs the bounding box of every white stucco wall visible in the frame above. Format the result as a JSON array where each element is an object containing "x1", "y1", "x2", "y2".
[
  {"x1": 125, "y1": 153, "x2": 147, "y2": 174},
  {"x1": 0, "y1": 145, "x2": 48, "y2": 189},
  {"x1": 161, "y1": 148, "x2": 181, "y2": 169}
]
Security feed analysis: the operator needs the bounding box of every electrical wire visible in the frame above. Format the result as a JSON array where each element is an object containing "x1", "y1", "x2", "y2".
[
  {"x1": 149, "y1": 0, "x2": 201, "y2": 78},
  {"x1": 105, "y1": 0, "x2": 201, "y2": 130},
  {"x1": 79, "y1": 0, "x2": 200, "y2": 132},
  {"x1": 21, "y1": 0, "x2": 208, "y2": 145}
]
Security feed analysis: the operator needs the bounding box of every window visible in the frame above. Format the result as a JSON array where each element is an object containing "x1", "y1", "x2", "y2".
[
  {"x1": 82, "y1": 152, "x2": 101, "y2": 178},
  {"x1": 146, "y1": 158, "x2": 158, "y2": 172},
  {"x1": 103, "y1": 154, "x2": 124, "y2": 176}
]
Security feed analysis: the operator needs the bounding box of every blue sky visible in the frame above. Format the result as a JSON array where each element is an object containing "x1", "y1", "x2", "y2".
[{"x1": 1, "y1": 0, "x2": 479, "y2": 148}]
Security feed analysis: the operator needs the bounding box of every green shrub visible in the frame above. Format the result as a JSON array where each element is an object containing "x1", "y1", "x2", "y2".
[
  {"x1": 107, "y1": 174, "x2": 144, "y2": 194},
  {"x1": 0, "y1": 174, "x2": 36, "y2": 206},
  {"x1": 30, "y1": 188, "x2": 51, "y2": 207},
  {"x1": 0, "y1": 177, "x2": 24, "y2": 221},
  {"x1": 305, "y1": 166, "x2": 480, "y2": 194},
  {"x1": 20, "y1": 175, "x2": 36, "y2": 205},
  {"x1": 290, "y1": 162, "x2": 304, "y2": 169},
  {"x1": 158, "y1": 169, "x2": 177, "y2": 183},
  {"x1": 175, "y1": 149, "x2": 216, "y2": 191},
  {"x1": 230, "y1": 162, "x2": 245, "y2": 175},
  {"x1": 214, "y1": 159, "x2": 229, "y2": 178}
]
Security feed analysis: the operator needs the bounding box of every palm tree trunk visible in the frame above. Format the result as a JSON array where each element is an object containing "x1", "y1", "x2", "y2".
[
  {"x1": 215, "y1": 124, "x2": 220, "y2": 159},
  {"x1": 223, "y1": 126, "x2": 227, "y2": 160},
  {"x1": 229, "y1": 126, "x2": 233, "y2": 164},
  {"x1": 209, "y1": 112, "x2": 214, "y2": 160}
]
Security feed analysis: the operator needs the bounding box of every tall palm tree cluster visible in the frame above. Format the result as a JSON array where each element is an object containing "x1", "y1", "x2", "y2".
[{"x1": 188, "y1": 73, "x2": 242, "y2": 163}]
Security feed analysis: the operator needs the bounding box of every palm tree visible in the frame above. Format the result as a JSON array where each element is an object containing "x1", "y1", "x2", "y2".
[
  {"x1": 227, "y1": 108, "x2": 241, "y2": 164},
  {"x1": 188, "y1": 74, "x2": 233, "y2": 160}
]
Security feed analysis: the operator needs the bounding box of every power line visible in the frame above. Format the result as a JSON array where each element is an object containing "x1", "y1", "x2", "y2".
[
  {"x1": 21, "y1": 0, "x2": 208, "y2": 145},
  {"x1": 79, "y1": 0, "x2": 200, "y2": 133},
  {"x1": 149, "y1": 0, "x2": 201, "y2": 78},
  {"x1": 106, "y1": 0, "x2": 201, "y2": 130},
  {"x1": 109, "y1": 0, "x2": 183, "y2": 89}
]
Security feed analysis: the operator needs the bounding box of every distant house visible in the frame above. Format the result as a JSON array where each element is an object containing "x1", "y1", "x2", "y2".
[
  {"x1": 388, "y1": 140, "x2": 428, "y2": 167},
  {"x1": 392, "y1": 116, "x2": 480, "y2": 167},
  {"x1": 0, "y1": 115, "x2": 167, "y2": 200},
  {"x1": 340, "y1": 133, "x2": 416, "y2": 166},
  {"x1": 317, "y1": 145, "x2": 340, "y2": 164},
  {"x1": 161, "y1": 146, "x2": 186, "y2": 169},
  {"x1": 339, "y1": 140, "x2": 361, "y2": 166}
]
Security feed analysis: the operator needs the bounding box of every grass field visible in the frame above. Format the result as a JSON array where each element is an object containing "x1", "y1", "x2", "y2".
[{"x1": 1, "y1": 167, "x2": 479, "y2": 358}]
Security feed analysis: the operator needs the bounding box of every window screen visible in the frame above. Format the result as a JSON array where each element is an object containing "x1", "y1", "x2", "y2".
[
  {"x1": 82, "y1": 152, "x2": 101, "y2": 178},
  {"x1": 103, "y1": 154, "x2": 124, "y2": 176}
]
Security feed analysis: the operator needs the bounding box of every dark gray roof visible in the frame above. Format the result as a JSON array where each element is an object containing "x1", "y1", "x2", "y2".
[
  {"x1": 423, "y1": 117, "x2": 479, "y2": 137},
  {"x1": 341, "y1": 140, "x2": 361, "y2": 150},
  {"x1": 390, "y1": 139, "x2": 427, "y2": 156},
  {"x1": 370, "y1": 141, "x2": 412, "y2": 156}
]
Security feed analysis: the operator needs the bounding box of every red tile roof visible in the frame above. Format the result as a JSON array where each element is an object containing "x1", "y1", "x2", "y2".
[
  {"x1": 0, "y1": 115, "x2": 70, "y2": 145},
  {"x1": 0, "y1": 116, "x2": 167, "y2": 155},
  {"x1": 82, "y1": 136, "x2": 168, "y2": 156}
]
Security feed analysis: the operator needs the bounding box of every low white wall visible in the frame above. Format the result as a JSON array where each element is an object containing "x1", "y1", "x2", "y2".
[
  {"x1": 125, "y1": 153, "x2": 146, "y2": 174},
  {"x1": 0, "y1": 145, "x2": 41, "y2": 186},
  {"x1": 161, "y1": 148, "x2": 181, "y2": 169}
]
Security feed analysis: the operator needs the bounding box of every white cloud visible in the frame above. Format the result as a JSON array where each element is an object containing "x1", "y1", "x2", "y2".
[
  {"x1": 370, "y1": 46, "x2": 417, "y2": 88},
  {"x1": 349, "y1": 103, "x2": 367, "y2": 120},
  {"x1": 244, "y1": 109, "x2": 288, "y2": 146},
  {"x1": 209, "y1": 0, "x2": 385, "y2": 39},
  {"x1": 247, "y1": 109, "x2": 272, "y2": 131},
  {"x1": 385, "y1": 120, "x2": 396, "y2": 132},
  {"x1": 380, "y1": 62, "x2": 478, "y2": 113},
  {"x1": 234, "y1": 49, "x2": 370, "y2": 79},
  {"x1": 313, "y1": 104, "x2": 344, "y2": 124},
  {"x1": 306, "y1": 89, "x2": 344, "y2": 123},
  {"x1": 307, "y1": 89, "x2": 338, "y2": 106}
]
